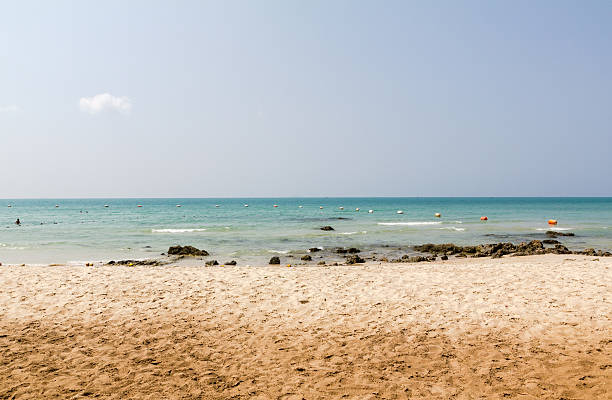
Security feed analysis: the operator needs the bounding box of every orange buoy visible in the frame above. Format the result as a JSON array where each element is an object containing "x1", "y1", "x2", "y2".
[
  {"x1": 480, "y1": 216, "x2": 488, "y2": 221},
  {"x1": 548, "y1": 219, "x2": 557, "y2": 225},
  {"x1": 434, "y1": 213, "x2": 441, "y2": 218}
]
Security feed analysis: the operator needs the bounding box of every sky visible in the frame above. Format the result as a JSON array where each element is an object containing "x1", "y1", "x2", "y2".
[{"x1": 1, "y1": 0, "x2": 611, "y2": 198}]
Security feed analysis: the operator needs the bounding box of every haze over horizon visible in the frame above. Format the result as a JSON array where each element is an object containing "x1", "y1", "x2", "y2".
[{"x1": 1, "y1": 1, "x2": 611, "y2": 198}]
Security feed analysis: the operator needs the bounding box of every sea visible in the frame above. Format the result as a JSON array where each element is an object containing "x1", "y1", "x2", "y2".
[{"x1": 1, "y1": 197, "x2": 611, "y2": 265}]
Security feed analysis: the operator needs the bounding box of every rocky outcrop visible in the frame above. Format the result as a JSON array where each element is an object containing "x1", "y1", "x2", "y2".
[
  {"x1": 107, "y1": 259, "x2": 164, "y2": 266},
  {"x1": 308, "y1": 247, "x2": 321, "y2": 252},
  {"x1": 414, "y1": 240, "x2": 611, "y2": 259},
  {"x1": 320, "y1": 226, "x2": 335, "y2": 231},
  {"x1": 205, "y1": 260, "x2": 219, "y2": 266},
  {"x1": 546, "y1": 231, "x2": 575, "y2": 238},
  {"x1": 269, "y1": 256, "x2": 280, "y2": 265},
  {"x1": 345, "y1": 255, "x2": 365, "y2": 264},
  {"x1": 301, "y1": 255, "x2": 312, "y2": 261},
  {"x1": 167, "y1": 245, "x2": 209, "y2": 256},
  {"x1": 224, "y1": 260, "x2": 237, "y2": 265}
]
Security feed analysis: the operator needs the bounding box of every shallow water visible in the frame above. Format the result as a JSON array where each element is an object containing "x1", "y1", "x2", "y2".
[{"x1": 1, "y1": 197, "x2": 611, "y2": 264}]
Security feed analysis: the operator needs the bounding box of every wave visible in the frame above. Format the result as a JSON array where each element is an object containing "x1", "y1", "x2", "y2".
[
  {"x1": 439, "y1": 227, "x2": 465, "y2": 232},
  {"x1": 378, "y1": 221, "x2": 442, "y2": 226},
  {"x1": 267, "y1": 249, "x2": 289, "y2": 254},
  {"x1": 535, "y1": 227, "x2": 573, "y2": 232},
  {"x1": 152, "y1": 228, "x2": 207, "y2": 233}
]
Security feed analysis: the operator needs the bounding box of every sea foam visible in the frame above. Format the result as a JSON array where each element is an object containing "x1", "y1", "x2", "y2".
[{"x1": 152, "y1": 228, "x2": 207, "y2": 233}]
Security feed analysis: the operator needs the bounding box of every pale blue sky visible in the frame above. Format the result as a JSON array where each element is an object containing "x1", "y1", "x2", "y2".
[{"x1": 1, "y1": 1, "x2": 611, "y2": 198}]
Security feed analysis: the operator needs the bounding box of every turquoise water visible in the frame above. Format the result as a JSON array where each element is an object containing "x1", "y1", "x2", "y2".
[{"x1": 1, "y1": 198, "x2": 611, "y2": 264}]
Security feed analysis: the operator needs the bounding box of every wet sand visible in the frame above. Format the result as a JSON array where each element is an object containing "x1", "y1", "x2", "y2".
[{"x1": 0, "y1": 255, "x2": 610, "y2": 399}]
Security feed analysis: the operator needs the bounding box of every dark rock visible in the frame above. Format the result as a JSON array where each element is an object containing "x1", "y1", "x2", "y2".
[
  {"x1": 317, "y1": 261, "x2": 326, "y2": 265},
  {"x1": 110, "y1": 259, "x2": 163, "y2": 266},
  {"x1": 320, "y1": 226, "x2": 334, "y2": 231},
  {"x1": 206, "y1": 260, "x2": 219, "y2": 266},
  {"x1": 345, "y1": 255, "x2": 365, "y2": 264},
  {"x1": 347, "y1": 248, "x2": 361, "y2": 253},
  {"x1": 543, "y1": 239, "x2": 561, "y2": 245},
  {"x1": 301, "y1": 255, "x2": 312, "y2": 261},
  {"x1": 167, "y1": 245, "x2": 209, "y2": 257},
  {"x1": 308, "y1": 247, "x2": 321, "y2": 252},
  {"x1": 441, "y1": 255, "x2": 448, "y2": 260},
  {"x1": 546, "y1": 231, "x2": 575, "y2": 238},
  {"x1": 224, "y1": 260, "x2": 237, "y2": 265},
  {"x1": 549, "y1": 244, "x2": 571, "y2": 254},
  {"x1": 413, "y1": 243, "x2": 462, "y2": 255},
  {"x1": 577, "y1": 248, "x2": 597, "y2": 256},
  {"x1": 380, "y1": 257, "x2": 389, "y2": 262},
  {"x1": 335, "y1": 248, "x2": 348, "y2": 254},
  {"x1": 269, "y1": 256, "x2": 280, "y2": 265}
]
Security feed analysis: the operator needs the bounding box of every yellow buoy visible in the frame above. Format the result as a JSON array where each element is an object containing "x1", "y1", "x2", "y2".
[{"x1": 548, "y1": 219, "x2": 558, "y2": 225}]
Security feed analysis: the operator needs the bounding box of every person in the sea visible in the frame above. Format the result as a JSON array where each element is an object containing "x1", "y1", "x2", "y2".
[{"x1": 15, "y1": 218, "x2": 21, "y2": 225}]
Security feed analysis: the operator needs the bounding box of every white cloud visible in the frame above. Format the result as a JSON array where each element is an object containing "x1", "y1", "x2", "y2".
[
  {"x1": 79, "y1": 93, "x2": 132, "y2": 114},
  {"x1": 0, "y1": 105, "x2": 19, "y2": 113}
]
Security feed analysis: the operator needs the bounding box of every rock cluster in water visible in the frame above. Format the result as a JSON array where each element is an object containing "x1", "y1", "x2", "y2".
[
  {"x1": 414, "y1": 241, "x2": 611, "y2": 259},
  {"x1": 107, "y1": 259, "x2": 165, "y2": 266},
  {"x1": 546, "y1": 231, "x2": 575, "y2": 238},
  {"x1": 167, "y1": 245, "x2": 209, "y2": 257},
  {"x1": 320, "y1": 226, "x2": 335, "y2": 231}
]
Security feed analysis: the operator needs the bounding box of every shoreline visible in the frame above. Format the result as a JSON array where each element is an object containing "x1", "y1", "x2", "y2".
[
  {"x1": 1, "y1": 254, "x2": 610, "y2": 398},
  {"x1": 2, "y1": 236, "x2": 611, "y2": 268}
]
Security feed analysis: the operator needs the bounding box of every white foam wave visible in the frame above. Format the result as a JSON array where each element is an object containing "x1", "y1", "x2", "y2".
[
  {"x1": 152, "y1": 228, "x2": 207, "y2": 233},
  {"x1": 0, "y1": 243, "x2": 26, "y2": 250},
  {"x1": 339, "y1": 232, "x2": 358, "y2": 235},
  {"x1": 378, "y1": 221, "x2": 442, "y2": 226},
  {"x1": 267, "y1": 249, "x2": 289, "y2": 254},
  {"x1": 535, "y1": 227, "x2": 573, "y2": 231},
  {"x1": 439, "y1": 227, "x2": 465, "y2": 232}
]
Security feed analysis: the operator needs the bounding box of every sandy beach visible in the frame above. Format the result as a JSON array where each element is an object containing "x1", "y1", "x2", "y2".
[{"x1": 0, "y1": 254, "x2": 610, "y2": 399}]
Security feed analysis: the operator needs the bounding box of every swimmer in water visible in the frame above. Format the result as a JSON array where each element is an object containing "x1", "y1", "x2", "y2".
[{"x1": 15, "y1": 218, "x2": 21, "y2": 225}]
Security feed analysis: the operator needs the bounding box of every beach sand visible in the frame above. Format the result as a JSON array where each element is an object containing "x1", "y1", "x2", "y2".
[{"x1": 0, "y1": 255, "x2": 610, "y2": 399}]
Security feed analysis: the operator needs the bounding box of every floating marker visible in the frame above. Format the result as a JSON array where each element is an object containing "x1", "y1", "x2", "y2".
[
  {"x1": 244, "y1": 204, "x2": 249, "y2": 207},
  {"x1": 137, "y1": 205, "x2": 143, "y2": 208},
  {"x1": 435, "y1": 213, "x2": 441, "y2": 218},
  {"x1": 397, "y1": 210, "x2": 403, "y2": 214},
  {"x1": 273, "y1": 205, "x2": 278, "y2": 208},
  {"x1": 7, "y1": 205, "x2": 11, "y2": 208},
  {"x1": 480, "y1": 216, "x2": 488, "y2": 221},
  {"x1": 339, "y1": 207, "x2": 344, "y2": 210},
  {"x1": 548, "y1": 219, "x2": 557, "y2": 225},
  {"x1": 355, "y1": 208, "x2": 360, "y2": 211},
  {"x1": 104, "y1": 205, "x2": 109, "y2": 208},
  {"x1": 368, "y1": 210, "x2": 374, "y2": 213},
  {"x1": 320, "y1": 206, "x2": 324, "y2": 209},
  {"x1": 298, "y1": 205, "x2": 303, "y2": 208},
  {"x1": 215, "y1": 204, "x2": 220, "y2": 207},
  {"x1": 176, "y1": 205, "x2": 182, "y2": 207},
  {"x1": 55, "y1": 205, "x2": 59, "y2": 208}
]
